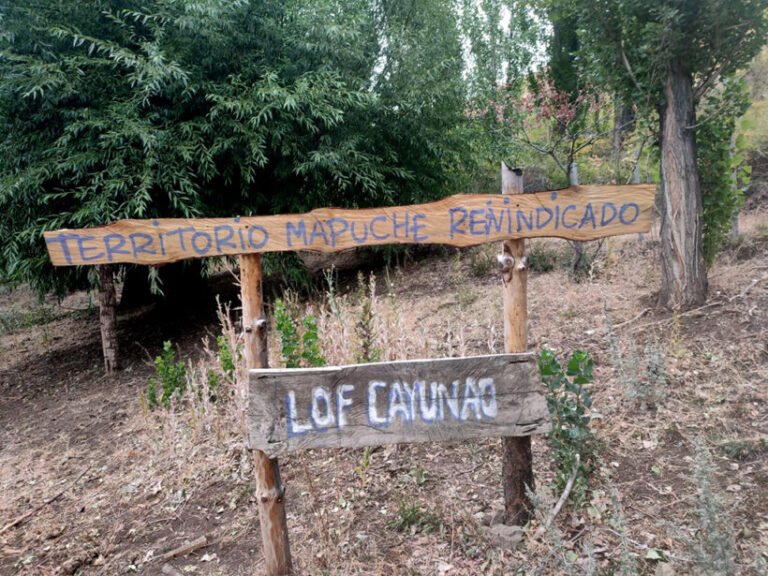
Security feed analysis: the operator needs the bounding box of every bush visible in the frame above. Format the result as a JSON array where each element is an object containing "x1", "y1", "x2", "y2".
[
  {"x1": 274, "y1": 297, "x2": 325, "y2": 368},
  {"x1": 539, "y1": 348, "x2": 599, "y2": 505},
  {"x1": 147, "y1": 341, "x2": 187, "y2": 408},
  {"x1": 527, "y1": 241, "x2": 562, "y2": 273}
]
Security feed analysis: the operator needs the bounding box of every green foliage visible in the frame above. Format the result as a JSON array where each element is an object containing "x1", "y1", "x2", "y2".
[
  {"x1": 274, "y1": 298, "x2": 300, "y2": 368},
  {"x1": 387, "y1": 498, "x2": 442, "y2": 535},
  {"x1": 740, "y1": 47, "x2": 768, "y2": 152},
  {"x1": 0, "y1": 0, "x2": 476, "y2": 296},
  {"x1": 274, "y1": 297, "x2": 325, "y2": 368},
  {"x1": 300, "y1": 314, "x2": 325, "y2": 368},
  {"x1": 0, "y1": 305, "x2": 61, "y2": 335},
  {"x1": 717, "y1": 438, "x2": 768, "y2": 461},
  {"x1": 216, "y1": 334, "x2": 237, "y2": 383},
  {"x1": 147, "y1": 340, "x2": 187, "y2": 408},
  {"x1": 539, "y1": 348, "x2": 598, "y2": 505},
  {"x1": 571, "y1": 0, "x2": 768, "y2": 115},
  {"x1": 527, "y1": 241, "x2": 562, "y2": 273},
  {"x1": 563, "y1": 0, "x2": 768, "y2": 304},
  {"x1": 468, "y1": 245, "x2": 495, "y2": 277},
  {"x1": 698, "y1": 77, "x2": 752, "y2": 266},
  {"x1": 204, "y1": 332, "x2": 240, "y2": 398},
  {"x1": 403, "y1": 463, "x2": 430, "y2": 488}
]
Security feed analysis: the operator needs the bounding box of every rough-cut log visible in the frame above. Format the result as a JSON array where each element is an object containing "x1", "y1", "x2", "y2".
[
  {"x1": 659, "y1": 58, "x2": 708, "y2": 310},
  {"x1": 247, "y1": 354, "x2": 549, "y2": 457},
  {"x1": 240, "y1": 254, "x2": 292, "y2": 576},
  {"x1": 98, "y1": 265, "x2": 119, "y2": 374},
  {"x1": 44, "y1": 187, "x2": 656, "y2": 267},
  {"x1": 500, "y1": 163, "x2": 534, "y2": 526}
]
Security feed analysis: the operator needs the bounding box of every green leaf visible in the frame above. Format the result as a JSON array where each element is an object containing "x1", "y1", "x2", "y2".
[{"x1": 645, "y1": 548, "x2": 667, "y2": 561}]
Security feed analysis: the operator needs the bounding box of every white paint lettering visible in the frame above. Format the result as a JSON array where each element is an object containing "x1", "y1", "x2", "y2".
[
  {"x1": 336, "y1": 384, "x2": 355, "y2": 427},
  {"x1": 460, "y1": 377, "x2": 481, "y2": 421},
  {"x1": 417, "y1": 381, "x2": 438, "y2": 422},
  {"x1": 436, "y1": 381, "x2": 460, "y2": 421},
  {"x1": 310, "y1": 386, "x2": 335, "y2": 430},
  {"x1": 479, "y1": 377, "x2": 498, "y2": 419},
  {"x1": 286, "y1": 391, "x2": 312, "y2": 437},
  {"x1": 387, "y1": 382, "x2": 411, "y2": 425},
  {"x1": 367, "y1": 380, "x2": 388, "y2": 427},
  {"x1": 401, "y1": 382, "x2": 416, "y2": 423}
]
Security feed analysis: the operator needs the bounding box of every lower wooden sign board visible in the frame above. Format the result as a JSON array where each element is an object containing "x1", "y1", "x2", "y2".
[{"x1": 247, "y1": 353, "x2": 551, "y2": 457}]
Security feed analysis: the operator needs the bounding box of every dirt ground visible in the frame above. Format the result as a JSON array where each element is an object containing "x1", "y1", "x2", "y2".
[{"x1": 1, "y1": 210, "x2": 767, "y2": 576}]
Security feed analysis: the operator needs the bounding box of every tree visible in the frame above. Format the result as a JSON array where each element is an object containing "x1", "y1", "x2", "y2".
[
  {"x1": 0, "y1": 0, "x2": 472, "y2": 298},
  {"x1": 569, "y1": 0, "x2": 768, "y2": 309},
  {"x1": 697, "y1": 77, "x2": 752, "y2": 264},
  {"x1": 478, "y1": 76, "x2": 607, "y2": 187}
]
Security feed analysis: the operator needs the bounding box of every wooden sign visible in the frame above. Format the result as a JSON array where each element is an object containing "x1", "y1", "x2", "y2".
[
  {"x1": 247, "y1": 353, "x2": 550, "y2": 457},
  {"x1": 44, "y1": 184, "x2": 655, "y2": 266}
]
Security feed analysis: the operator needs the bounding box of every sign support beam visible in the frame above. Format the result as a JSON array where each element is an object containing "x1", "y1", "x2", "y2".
[
  {"x1": 240, "y1": 254, "x2": 292, "y2": 575},
  {"x1": 500, "y1": 163, "x2": 534, "y2": 526}
]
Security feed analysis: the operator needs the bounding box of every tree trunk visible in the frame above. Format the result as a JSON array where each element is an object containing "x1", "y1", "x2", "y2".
[
  {"x1": 98, "y1": 265, "x2": 119, "y2": 374},
  {"x1": 658, "y1": 58, "x2": 707, "y2": 310},
  {"x1": 612, "y1": 98, "x2": 634, "y2": 178}
]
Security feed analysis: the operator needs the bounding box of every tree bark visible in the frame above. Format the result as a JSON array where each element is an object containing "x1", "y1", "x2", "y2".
[
  {"x1": 98, "y1": 265, "x2": 119, "y2": 374},
  {"x1": 612, "y1": 98, "x2": 634, "y2": 178},
  {"x1": 612, "y1": 99, "x2": 634, "y2": 153},
  {"x1": 658, "y1": 58, "x2": 708, "y2": 310}
]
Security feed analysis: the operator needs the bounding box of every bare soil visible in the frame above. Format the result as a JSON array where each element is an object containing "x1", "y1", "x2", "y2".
[{"x1": 1, "y1": 211, "x2": 767, "y2": 576}]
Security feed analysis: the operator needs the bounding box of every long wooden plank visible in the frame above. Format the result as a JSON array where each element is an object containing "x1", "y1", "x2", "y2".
[
  {"x1": 247, "y1": 354, "x2": 550, "y2": 457},
  {"x1": 44, "y1": 185, "x2": 655, "y2": 266}
]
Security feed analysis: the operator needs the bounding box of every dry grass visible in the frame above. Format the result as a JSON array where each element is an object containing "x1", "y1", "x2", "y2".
[{"x1": 0, "y1": 209, "x2": 767, "y2": 575}]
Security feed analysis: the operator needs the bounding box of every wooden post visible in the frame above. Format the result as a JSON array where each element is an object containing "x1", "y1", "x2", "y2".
[
  {"x1": 98, "y1": 264, "x2": 119, "y2": 374},
  {"x1": 499, "y1": 163, "x2": 534, "y2": 525},
  {"x1": 239, "y1": 254, "x2": 292, "y2": 575}
]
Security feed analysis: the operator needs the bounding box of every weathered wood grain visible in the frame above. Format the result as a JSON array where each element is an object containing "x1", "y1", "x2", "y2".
[
  {"x1": 247, "y1": 354, "x2": 550, "y2": 457},
  {"x1": 45, "y1": 185, "x2": 655, "y2": 266},
  {"x1": 500, "y1": 163, "x2": 534, "y2": 525},
  {"x1": 240, "y1": 254, "x2": 293, "y2": 575}
]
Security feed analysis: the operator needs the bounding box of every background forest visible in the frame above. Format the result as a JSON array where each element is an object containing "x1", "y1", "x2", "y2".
[{"x1": 2, "y1": 0, "x2": 767, "y2": 304}]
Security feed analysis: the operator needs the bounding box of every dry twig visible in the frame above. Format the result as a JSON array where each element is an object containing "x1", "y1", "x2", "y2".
[
  {"x1": 612, "y1": 307, "x2": 651, "y2": 331},
  {"x1": 160, "y1": 533, "x2": 213, "y2": 563},
  {"x1": 533, "y1": 454, "x2": 580, "y2": 540}
]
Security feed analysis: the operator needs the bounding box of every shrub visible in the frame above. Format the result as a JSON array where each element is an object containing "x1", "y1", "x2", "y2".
[
  {"x1": 527, "y1": 241, "x2": 561, "y2": 273},
  {"x1": 274, "y1": 297, "x2": 325, "y2": 368},
  {"x1": 689, "y1": 440, "x2": 738, "y2": 575},
  {"x1": 539, "y1": 348, "x2": 598, "y2": 506},
  {"x1": 147, "y1": 341, "x2": 187, "y2": 408}
]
